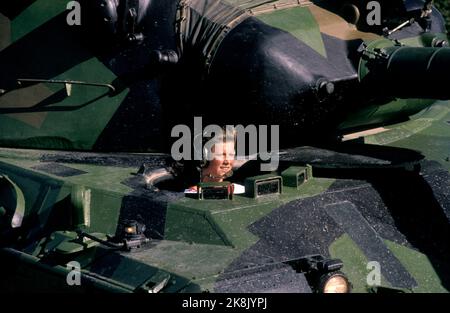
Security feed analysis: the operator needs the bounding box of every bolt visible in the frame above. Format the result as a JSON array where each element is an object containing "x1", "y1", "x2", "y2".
[
  {"x1": 319, "y1": 80, "x2": 335, "y2": 95},
  {"x1": 315, "y1": 78, "x2": 335, "y2": 100}
]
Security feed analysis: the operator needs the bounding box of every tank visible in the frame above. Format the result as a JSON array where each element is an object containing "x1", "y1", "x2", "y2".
[{"x1": 0, "y1": 0, "x2": 450, "y2": 293}]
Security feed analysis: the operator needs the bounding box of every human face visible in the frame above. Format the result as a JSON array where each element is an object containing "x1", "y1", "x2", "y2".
[{"x1": 201, "y1": 141, "x2": 235, "y2": 182}]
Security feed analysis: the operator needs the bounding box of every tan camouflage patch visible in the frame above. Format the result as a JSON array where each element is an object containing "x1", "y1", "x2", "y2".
[
  {"x1": 0, "y1": 83, "x2": 53, "y2": 129},
  {"x1": 342, "y1": 127, "x2": 388, "y2": 141},
  {"x1": 308, "y1": 5, "x2": 380, "y2": 41},
  {"x1": 0, "y1": 12, "x2": 11, "y2": 51}
]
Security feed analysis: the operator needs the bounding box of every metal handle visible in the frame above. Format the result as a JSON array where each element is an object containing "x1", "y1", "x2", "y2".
[{"x1": 17, "y1": 78, "x2": 116, "y2": 93}]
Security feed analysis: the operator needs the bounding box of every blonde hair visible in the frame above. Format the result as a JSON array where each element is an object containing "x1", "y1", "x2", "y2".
[{"x1": 202, "y1": 126, "x2": 236, "y2": 164}]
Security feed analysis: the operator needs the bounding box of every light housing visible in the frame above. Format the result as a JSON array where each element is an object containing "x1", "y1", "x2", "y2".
[
  {"x1": 125, "y1": 225, "x2": 137, "y2": 235},
  {"x1": 320, "y1": 272, "x2": 351, "y2": 293}
]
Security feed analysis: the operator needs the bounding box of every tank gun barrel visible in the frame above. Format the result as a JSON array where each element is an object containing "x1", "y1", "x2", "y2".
[{"x1": 359, "y1": 39, "x2": 450, "y2": 100}]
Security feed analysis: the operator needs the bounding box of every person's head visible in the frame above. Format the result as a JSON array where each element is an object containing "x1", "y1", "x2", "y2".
[{"x1": 201, "y1": 128, "x2": 236, "y2": 182}]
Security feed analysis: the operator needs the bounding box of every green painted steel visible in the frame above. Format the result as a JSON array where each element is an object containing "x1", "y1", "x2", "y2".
[
  {"x1": 257, "y1": 6, "x2": 327, "y2": 57},
  {"x1": 1, "y1": 0, "x2": 450, "y2": 294},
  {"x1": 1, "y1": 0, "x2": 129, "y2": 150}
]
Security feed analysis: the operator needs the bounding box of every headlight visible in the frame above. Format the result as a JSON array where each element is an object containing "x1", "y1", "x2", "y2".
[
  {"x1": 320, "y1": 272, "x2": 351, "y2": 293},
  {"x1": 121, "y1": 220, "x2": 146, "y2": 239},
  {"x1": 125, "y1": 226, "x2": 137, "y2": 235}
]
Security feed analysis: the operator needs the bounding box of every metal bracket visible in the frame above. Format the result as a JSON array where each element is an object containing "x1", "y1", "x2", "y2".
[
  {"x1": 383, "y1": 18, "x2": 415, "y2": 37},
  {"x1": 137, "y1": 270, "x2": 171, "y2": 293},
  {"x1": 124, "y1": 0, "x2": 144, "y2": 43},
  {"x1": 358, "y1": 42, "x2": 390, "y2": 60}
]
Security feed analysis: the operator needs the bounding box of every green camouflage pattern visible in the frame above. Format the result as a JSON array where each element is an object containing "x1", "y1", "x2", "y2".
[{"x1": 1, "y1": 0, "x2": 450, "y2": 293}]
